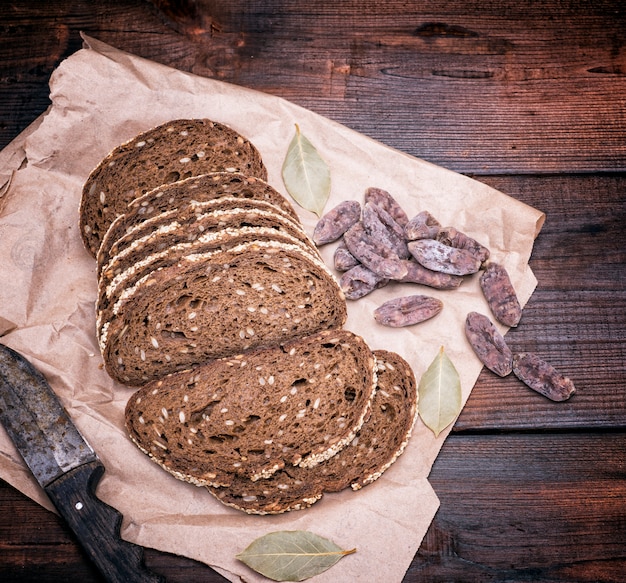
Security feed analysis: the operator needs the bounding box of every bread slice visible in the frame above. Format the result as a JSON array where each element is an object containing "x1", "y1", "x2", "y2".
[
  {"x1": 124, "y1": 329, "x2": 377, "y2": 487},
  {"x1": 97, "y1": 200, "x2": 319, "y2": 303},
  {"x1": 97, "y1": 172, "x2": 300, "y2": 268},
  {"x1": 206, "y1": 349, "x2": 418, "y2": 514},
  {"x1": 96, "y1": 223, "x2": 327, "y2": 346},
  {"x1": 101, "y1": 241, "x2": 348, "y2": 386},
  {"x1": 80, "y1": 120, "x2": 268, "y2": 257},
  {"x1": 99, "y1": 196, "x2": 310, "y2": 278},
  {"x1": 96, "y1": 226, "x2": 324, "y2": 345}
]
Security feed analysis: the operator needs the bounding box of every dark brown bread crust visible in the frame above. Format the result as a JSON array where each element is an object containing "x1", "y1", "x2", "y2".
[
  {"x1": 97, "y1": 172, "x2": 300, "y2": 268},
  {"x1": 101, "y1": 241, "x2": 348, "y2": 386},
  {"x1": 80, "y1": 120, "x2": 268, "y2": 257},
  {"x1": 125, "y1": 330, "x2": 377, "y2": 487},
  {"x1": 206, "y1": 349, "x2": 419, "y2": 514}
]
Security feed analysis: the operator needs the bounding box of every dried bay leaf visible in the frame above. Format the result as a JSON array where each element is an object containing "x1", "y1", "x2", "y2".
[
  {"x1": 282, "y1": 124, "x2": 331, "y2": 217},
  {"x1": 236, "y1": 530, "x2": 356, "y2": 582},
  {"x1": 418, "y1": 347, "x2": 462, "y2": 437}
]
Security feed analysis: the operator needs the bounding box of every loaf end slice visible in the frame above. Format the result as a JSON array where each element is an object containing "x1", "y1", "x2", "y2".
[{"x1": 80, "y1": 119, "x2": 267, "y2": 257}]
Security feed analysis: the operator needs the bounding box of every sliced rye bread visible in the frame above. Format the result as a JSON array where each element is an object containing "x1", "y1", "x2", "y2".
[
  {"x1": 97, "y1": 201, "x2": 319, "y2": 298},
  {"x1": 95, "y1": 225, "x2": 328, "y2": 345},
  {"x1": 101, "y1": 241, "x2": 348, "y2": 386},
  {"x1": 206, "y1": 349, "x2": 418, "y2": 514},
  {"x1": 99, "y1": 196, "x2": 311, "y2": 278},
  {"x1": 96, "y1": 172, "x2": 300, "y2": 267},
  {"x1": 80, "y1": 120, "x2": 268, "y2": 257},
  {"x1": 124, "y1": 329, "x2": 377, "y2": 487}
]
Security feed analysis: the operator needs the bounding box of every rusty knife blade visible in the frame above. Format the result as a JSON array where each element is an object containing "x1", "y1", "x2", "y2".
[{"x1": 0, "y1": 343, "x2": 98, "y2": 486}]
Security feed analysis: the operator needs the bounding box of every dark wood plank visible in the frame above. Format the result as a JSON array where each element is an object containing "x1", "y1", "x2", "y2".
[
  {"x1": 410, "y1": 432, "x2": 626, "y2": 582},
  {"x1": 455, "y1": 174, "x2": 626, "y2": 431},
  {"x1": 3, "y1": 432, "x2": 626, "y2": 582},
  {"x1": 0, "y1": 479, "x2": 227, "y2": 582},
  {"x1": 2, "y1": 0, "x2": 625, "y2": 173}
]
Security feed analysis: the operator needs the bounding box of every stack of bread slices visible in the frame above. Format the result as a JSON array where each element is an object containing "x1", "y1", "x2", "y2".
[{"x1": 81, "y1": 118, "x2": 418, "y2": 513}]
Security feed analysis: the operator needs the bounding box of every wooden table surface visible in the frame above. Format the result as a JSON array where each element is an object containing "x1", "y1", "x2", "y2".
[{"x1": 1, "y1": 1, "x2": 625, "y2": 581}]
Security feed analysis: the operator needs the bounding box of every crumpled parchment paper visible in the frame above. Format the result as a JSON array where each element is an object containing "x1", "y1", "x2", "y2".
[{"x1": 0, "y1": 34, "x2": 545, "y2": 582}]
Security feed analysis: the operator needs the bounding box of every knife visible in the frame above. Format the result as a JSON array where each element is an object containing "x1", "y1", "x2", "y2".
[{"x1": 0, "y1": 342, "x2": 165, "y2": 583}]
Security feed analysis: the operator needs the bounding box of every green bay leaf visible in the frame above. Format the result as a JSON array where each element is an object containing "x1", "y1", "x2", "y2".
[
  {"x1": 236, "y1": 530, "x2": 356, "y2": 582},
  {"x1": 418, "y1": 346, "x2": 462, "y2": 437},
  {"x1": 281, "y1": 124, "x2": 331, "y2": 217}
]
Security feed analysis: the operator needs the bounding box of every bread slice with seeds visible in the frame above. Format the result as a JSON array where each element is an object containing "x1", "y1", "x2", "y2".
[
  {"x1": 99, "y1": 195, "x2": 312, "y2": 278},
  {"x1": 124, "y1": 329, "x2": 377, "y2": 487},
  {"x1": 97, "y1": 172, "x2": 300, "y2": 268},
  {"x1": 101, "y1": 241, "x2": 348, "y2": 386},
  {"x1": 80, "y1": 120, "x2": 268, "y2": 257},
  {"x1": 96, "y1": 223, "x2": 329, "y2": 349},
  {"x1": 96, "y1": 200, "x2": 320, "y2": 313},
  {"x1": 206, "y1": 349, "x2": 418, "y2": 514}
]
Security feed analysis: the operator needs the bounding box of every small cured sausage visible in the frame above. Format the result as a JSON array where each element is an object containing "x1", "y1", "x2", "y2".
[
  {"x1": 404, "y1": 211, "x2": 441, "y2": 240},
  {"x1": 408, "y1": 239, "x2": 481, "y2": 276},
  {"x1": 339, "y1": 264, "x2": 389, "y2": 300},
  {"x1": 362, "y1": 202, "x2": 410, "y2": 259},
  {"x1": 344, "y1": 222, "x2": 408, "y2": 280},
  {"x1": 397, "y1": 260, "x2": 463, "y2": 289},
  {"x1": 464, "y1": 311, "x2": 513, "y2": 377},
  {"x1": 437, "y1": 227, "x2": 490, "y2": 264},
  {"x1": 364, "y1": 187, "x2": 409, "y2": 227},
  {"x1": 313, "y1": 200, "x2": 361, "y2": 245},
  {"x1": 333, "y1": 243, "x2": 360, "y2": 271}
]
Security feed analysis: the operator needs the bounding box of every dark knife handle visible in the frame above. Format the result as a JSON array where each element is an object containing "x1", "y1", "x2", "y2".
[{"x1": 45, "y1": 460, "x2": 165, "y2": 583}]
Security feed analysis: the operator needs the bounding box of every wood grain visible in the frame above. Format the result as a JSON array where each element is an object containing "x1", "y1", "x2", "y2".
[
  {"x1": 1, "y1": 1, "x2": 625, "y2": 582},
  {"x1": 413, "y1": 432, "x2": 626, "y2": 582},
  {"x1": 2, "y1": 1, "x2": 625, "y2": 173},
  {"x1": 456, "y1": 174, "x2": 626, "y2": 431}
]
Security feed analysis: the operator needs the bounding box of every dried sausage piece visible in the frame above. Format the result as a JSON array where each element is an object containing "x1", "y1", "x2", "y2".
[
  {"x1": 374, "y1": 295, "x2": 443, "y2": 327},
  {"x1": 364, "y1": 187, "x2": 409, "y2": 227},
  {"x1": 339, "y1": 264, "x2": 389, "y2": 300},
  {"x1": 344, "y1": 222, "x2": 408, "y2": 280},
  {"x1": 437, "y1": 227, "x2": 490, "y2": 264},
  {"x1": 479, "y1": 262, "x2": 522, "y2": 327},
  {"x1": 405, "y1": 211, "x2": 441, "y2": 240},
  {"x1": 397, "y1": 260, "x2": 463, "y2": 289},
  {"x1": 513, "y1": 352, "x2": 576, "y2": 401},
  {"x1": 362, "y1": 202, "x2": 410, "y2": 259},
  {"x1": 313, "y1": 200, "x2": 361, "y2": 245},
  {"x1": 333, "y1": 243, "x2": 360, "y2": 271},
  {"x1": 408, "y1": 239, "x2": 481, "y2": 276},
  {"x1": 464, "y1": 312, "x2": 513, "y2": 377}
]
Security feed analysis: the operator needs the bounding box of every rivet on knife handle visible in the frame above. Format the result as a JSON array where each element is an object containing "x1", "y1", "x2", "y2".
[{"x1": 45, "y1": 460, "x2": 165, "y2": 583}]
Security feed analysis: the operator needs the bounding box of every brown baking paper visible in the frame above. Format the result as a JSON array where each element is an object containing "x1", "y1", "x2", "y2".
[{"x1": 0, "y1": 34, "x2": 545, "y2": 582}]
